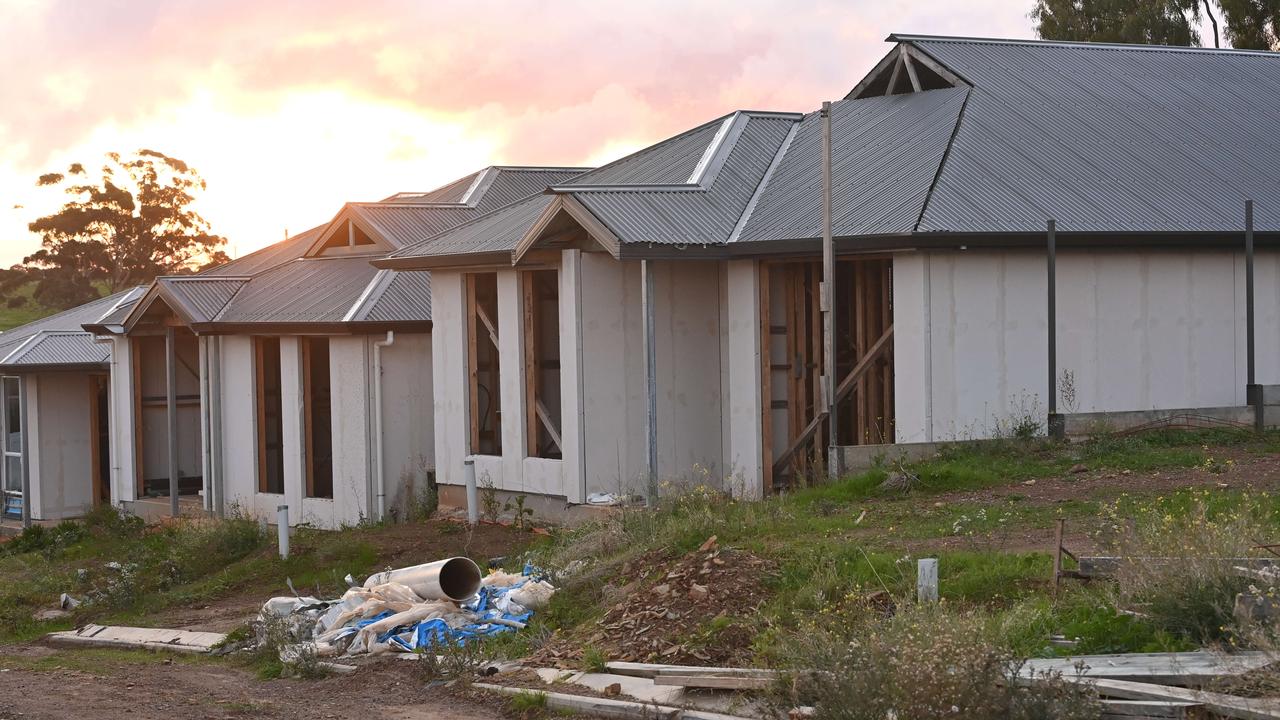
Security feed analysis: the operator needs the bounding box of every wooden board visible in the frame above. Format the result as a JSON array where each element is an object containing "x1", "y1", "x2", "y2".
[
  {"x1": 47, "y1": 624, "x2": 225, "y2": 654},
  {"x1": 1081, "y1": 677, "x2": 1280, "y2": 720},
  {"x1": 1022, "y1": 651, "x2": 1275, "y2": 685}
]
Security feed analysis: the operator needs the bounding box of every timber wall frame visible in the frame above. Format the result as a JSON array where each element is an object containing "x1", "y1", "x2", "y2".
[{"x1": 760, "y1": 256, "x2": 895, "y2": 491}]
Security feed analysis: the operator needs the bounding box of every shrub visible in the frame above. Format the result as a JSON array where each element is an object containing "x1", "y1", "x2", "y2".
[
  {"x1": 775, "y1": 604, "x2": 1099, "y2": 720},
  {"x1": 1101, "y1": 490, "x2": 1275, "y2": 645}
]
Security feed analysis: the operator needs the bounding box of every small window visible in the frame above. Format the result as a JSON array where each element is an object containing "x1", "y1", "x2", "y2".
[
  {"x1": 303, "y1": 337, "x2": 333, "y2": 498},
  {"x1": 523, "y1": 270, "x2": 561, "y2": 459},
  {"x1": 466, "y1": 273, "x2": 502, "y2": 455},
  {"x1": 254, "y1": 337, "x2": 285, "y2": 494}
]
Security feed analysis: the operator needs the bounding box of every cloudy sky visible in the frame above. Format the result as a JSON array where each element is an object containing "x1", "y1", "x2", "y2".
[{"x1": 0, "y1": 0, "x2": 1037, "y2": 265}]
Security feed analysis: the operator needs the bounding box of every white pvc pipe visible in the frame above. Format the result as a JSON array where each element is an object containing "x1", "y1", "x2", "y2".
[
  {"x1": 373, "y1": 327, "x2": 391, "y2": 517},
  {"x1": 277, "y1": 504, "x2": 289, "y2": 559},
  {"x1": 464, "y1": 456, "x2": 478, "y2": 526},
  {"x1": 363, "y1": 556, "x2": 481, "y2": 601}
]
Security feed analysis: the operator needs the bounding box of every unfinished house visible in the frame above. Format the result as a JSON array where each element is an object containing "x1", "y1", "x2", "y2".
[
  {"x1": 0, "y1": 288, "x2": 144, "y2": 523},
  {"x1": 89, "y1": 166, "x2": 586, "y2": 528},
  {"x1": 379, "y1": 35, "x2": 1280, "y2": 502}
]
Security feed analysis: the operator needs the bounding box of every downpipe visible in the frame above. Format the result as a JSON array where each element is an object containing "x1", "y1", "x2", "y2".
[{"x1": 373, "y1": 331, "x2": 395, "y2": 521}]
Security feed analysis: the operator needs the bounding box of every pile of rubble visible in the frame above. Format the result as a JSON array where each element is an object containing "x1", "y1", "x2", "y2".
[
  {"x1": 258, "y1": 556, "x2": 555, "y2": 658},
  {"x1": 535, "y1": 537, "x2": 775, "y2": 667}
]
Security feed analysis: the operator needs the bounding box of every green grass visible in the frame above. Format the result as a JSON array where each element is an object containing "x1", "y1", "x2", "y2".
[
  {"x1": 0, "y1": 506, "x2": 383, "y2": 643},
  {"x1": 529, "y1": 429, "x2": 1280, "y2": 663}
]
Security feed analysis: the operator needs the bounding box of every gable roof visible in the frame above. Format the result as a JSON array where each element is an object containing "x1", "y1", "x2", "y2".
[{"x1": 0, "y1": 288, "x2": 143, "y2": 371}]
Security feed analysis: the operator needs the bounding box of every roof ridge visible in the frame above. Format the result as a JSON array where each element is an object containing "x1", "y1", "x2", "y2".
[
  {"x1": 893, "y1": 32, "x2": 1280, "y2": 58},
  {"x1": 728, "y1": 118, "x2": 802, "y2": 242}
]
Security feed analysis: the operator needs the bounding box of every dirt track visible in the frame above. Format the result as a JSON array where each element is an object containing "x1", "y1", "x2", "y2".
[{"x1": 0, "y1": 645, "x2": 506, "y2": 720}]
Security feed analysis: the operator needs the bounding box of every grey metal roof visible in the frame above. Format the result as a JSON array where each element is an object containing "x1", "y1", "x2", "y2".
[
  {"x1": 0, "y1": 288, "x2": 143, "y2": 370},
  {"x1": 210, "y1": 257, "x2": 383, "y2": 324},
  {"x1": 738, "y1": 87, "x2": 967, "y2": 242},
  {"x1": 375, "y1": 166, "x2": 588, "y2": 211},
  {"x1": 0, "y1": 331, "x2": 110, "y2": 370},
  {"x1": 567, "y1": 113, "x2": 800, "y2": 244},
  {"x1": 201, "y1": 225, "x2": 323, "y2": 277},
  {"x1": 383, "y1": 194, "x2": 556, "y2": 261},
  {"x1": 156, "y1": 277, "x2": 249, "y2": 321},
  {"x1": 348, "y1": 166, "x2": 589, "y2": 251},
  {"x1": 356, "y1": 270, "x2": 433, "y2": 323},
  {"x1": 891, "y1": 35, "x2": 1280, "y2": 233}
]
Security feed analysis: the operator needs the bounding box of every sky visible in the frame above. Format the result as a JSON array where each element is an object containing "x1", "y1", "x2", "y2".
[{"x1": 0, "y1": 0, "x2": 1038, "y2": 265}]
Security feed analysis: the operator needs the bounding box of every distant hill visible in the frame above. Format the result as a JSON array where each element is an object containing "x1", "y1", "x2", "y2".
[{"x1": 0, "y1": 281, "x2": 90, "y2": 332}]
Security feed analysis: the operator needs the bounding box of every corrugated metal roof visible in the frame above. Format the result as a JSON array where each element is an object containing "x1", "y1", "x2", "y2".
[
  {"x1": 569, "y1": 113, "x2": 799, "y2": 244},
  {"x1": 739, "y1": 87, "x2": 967, "y2": 242},
  {"x1": 158, "y1": 277, "x2": 249, "y2": 321},
  {"x1": 202, "y1": 225, "x2": 323, "y2": 277},
  {"x1": 383, "y1": 170, "x2": 480, "y2": 204},
  {"x1": 562, "y1": 118, "x2": 729, "y2": 186},
  {"x1": 0, "y1": 331, "x2": 110, "y2": 369},
  {"x1": 384, "y1": 194, "x2": 556, "y2": 260},
  {"x1": 350, "y1": 166, "x2": 589, "y2": 250},
  {"x1": 213, "y1": 257, "x2": 384, "y2": 324},
  {"x1": 894, "y1": 35, "x2": 1280, "y2": 233},
  {"x1": 375, "y1": 167, "x2": 587, "y2": 211},
  {"x1": 0, "y1": 289, "x2": 144, "y2": 369},
  {"x1": 358, "y1": 271, "x2": 432, "y2": 323}
]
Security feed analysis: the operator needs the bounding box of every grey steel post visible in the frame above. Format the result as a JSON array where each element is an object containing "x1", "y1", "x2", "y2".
[
  {"x1": 1247, "y1": 200, "x2": 1260, "y2": 430},
  {"x1": 463, "y1": 456, "x2": 478, "y2": 526},
  {"x1": 821, "y1": 100, "x2": 839, "y2": 476},
  {"x1": 19, "y1": 377, "x2": 30, "y2": 529},
  {"x1": 1047, "y1": 219, "x2": 1060, "y2": 436},
  {"x1": 165, "y1": 325, "x2": 179, "y2": 517},
  {"x1": 642, "y1": 259, "x2": 658, "y2": 503},
  {"x1": 276, "y1": 505, "x2": 289, "y2": 559}
]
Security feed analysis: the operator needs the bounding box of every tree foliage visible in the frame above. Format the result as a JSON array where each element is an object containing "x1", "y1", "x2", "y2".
[
  {"x1": 1032, "y1": 0, "x2": 1280, "y2": 50},
  {"x1": 23, "y1": 150, "x2": 228, "y2": 309}
]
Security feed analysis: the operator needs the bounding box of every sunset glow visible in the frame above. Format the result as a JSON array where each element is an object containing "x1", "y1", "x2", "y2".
[{"x1": 0, "y1": 0, "x2": 1040, "y2": 265}]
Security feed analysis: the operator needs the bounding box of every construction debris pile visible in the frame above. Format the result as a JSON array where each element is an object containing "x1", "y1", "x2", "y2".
[{"x1": 258, "y1": 556, "x2": 555, "y2": 657}]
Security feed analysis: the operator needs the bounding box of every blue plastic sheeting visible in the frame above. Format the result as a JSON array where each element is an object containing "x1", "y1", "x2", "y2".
[{"x1": 373, "y1": 573, "x2": 542, "y2": 652}]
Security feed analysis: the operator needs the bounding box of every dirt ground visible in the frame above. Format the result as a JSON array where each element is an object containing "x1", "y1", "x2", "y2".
[{"x1": 0, "y1": 644, "x2": 516, "y2": 720}]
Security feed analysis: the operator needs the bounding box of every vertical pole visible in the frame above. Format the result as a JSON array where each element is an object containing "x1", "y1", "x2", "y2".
[
  {"x1": 642, "y1": 259, "x2": 659, "y2": 503},
  {"x1": 1246, "y1": 200, "x2": 1261, "y2": 431},
  {"x1": 18, "y1": 378, "x2": 30, "y2": 530},
  {"x1": 276, "y1": 505, "x2": 289, "y2": 559},
  {"x1": 1047, "y1": 219, "x2": 1060, "y2": 437},
  {"x1": 821, "y1": 100, "x2": 839, "y2": 477},
  {"x1": 165, "y1": 325, "x2": 179, "y2": 517}
]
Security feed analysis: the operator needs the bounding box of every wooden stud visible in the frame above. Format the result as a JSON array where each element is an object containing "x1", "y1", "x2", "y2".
[{"x1": 882, "y1": 260, "x2": 894, "y2": 443}]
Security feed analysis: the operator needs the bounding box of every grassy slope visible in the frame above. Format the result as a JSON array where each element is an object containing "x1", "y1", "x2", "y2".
[
  {"x1": 527, "y1": 428, "x2": 1280, "y2": 662},
  {"x1": 2, "y1": 428, "x2": 1277, "y2": 669}
]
